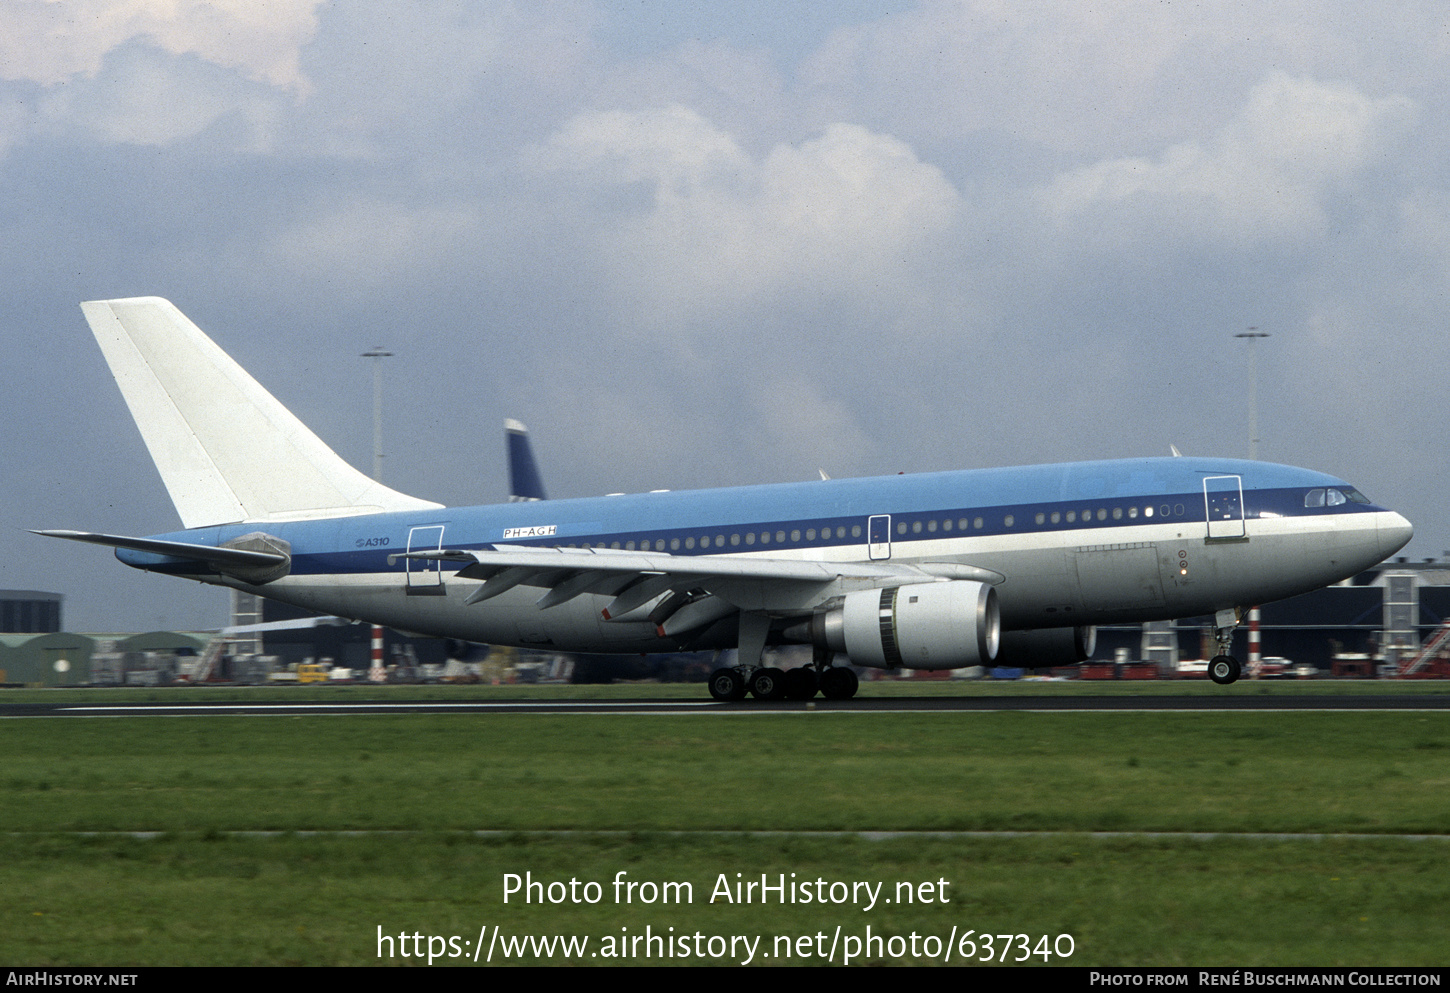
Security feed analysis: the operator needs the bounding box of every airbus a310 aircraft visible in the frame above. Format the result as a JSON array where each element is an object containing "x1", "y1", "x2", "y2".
[{"x1": 39, "y1": 298, "x2": 1413, "y2": 700}]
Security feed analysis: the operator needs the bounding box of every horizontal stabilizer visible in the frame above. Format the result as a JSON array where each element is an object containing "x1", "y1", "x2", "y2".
[
  {"x1": 33, "y1": 530, "x2": 286, "y2": 570},
  {"x1": 80, "y1": 297, "x2": 443, "y2": 527}
]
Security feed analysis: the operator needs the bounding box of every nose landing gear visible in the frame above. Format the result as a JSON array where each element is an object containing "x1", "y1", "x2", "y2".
[{"x1": 1209, "y1": 608, "x2": 1243, "y2": 685}]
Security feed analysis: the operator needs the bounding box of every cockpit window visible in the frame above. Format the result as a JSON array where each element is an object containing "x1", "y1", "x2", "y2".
[{"x1": 1306, "y1": 487, "x2": 1372, "y2": 509}]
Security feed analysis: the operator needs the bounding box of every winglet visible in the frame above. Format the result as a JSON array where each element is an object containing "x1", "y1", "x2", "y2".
[{"x1": 81, "y1": 297, "x2": 442, "y2": 528}]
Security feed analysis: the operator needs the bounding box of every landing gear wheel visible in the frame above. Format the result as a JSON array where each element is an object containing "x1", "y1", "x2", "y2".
[
  {"x1": 819, "y1": 666, "x2": 859, "y2": 700},
  {"x1": 1209, "y1": 655, "x2": 1241, "y2": 685},
  {"x1": 749, "y1": 667, "x2": 787, "y2": 701},
  {"x1": 783, "y1": 667, "x2": 818, "y2": 700},
  {"x1": 708, "y1": 668, "x2": 746, "y2": 701}
]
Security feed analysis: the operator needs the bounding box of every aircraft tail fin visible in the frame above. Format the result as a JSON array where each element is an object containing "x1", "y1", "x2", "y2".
[
  {"x1": 80, "y1": 297, "x2": 443, "y2": 529},
  {"x1": 505, "y1": 418, "x2": 547, "y2": 502}
]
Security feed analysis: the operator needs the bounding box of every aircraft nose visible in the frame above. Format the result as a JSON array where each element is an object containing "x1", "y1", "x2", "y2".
[{"x1": 1378, "y1": 512, "x2": 1414, "y2": 560}]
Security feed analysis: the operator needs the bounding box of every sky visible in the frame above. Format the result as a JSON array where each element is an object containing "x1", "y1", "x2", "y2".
[{"x1": 2, "y1": 1, "x2": 1448, "y2": 632}]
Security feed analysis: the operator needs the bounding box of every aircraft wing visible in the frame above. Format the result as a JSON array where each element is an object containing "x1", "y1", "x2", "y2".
[{"x1": 393, "y1": 545, "x2": 1003, "y2": 632}]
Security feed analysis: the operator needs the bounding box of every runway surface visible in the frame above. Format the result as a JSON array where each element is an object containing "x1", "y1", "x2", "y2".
[{"x1": 5, "y1": 692, "x2": 1450, "y2": 717}]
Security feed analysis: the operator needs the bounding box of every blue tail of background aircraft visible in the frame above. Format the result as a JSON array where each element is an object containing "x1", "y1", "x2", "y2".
[{"x1": 506, "y1": 419, "x2": 547, "y2": 502}]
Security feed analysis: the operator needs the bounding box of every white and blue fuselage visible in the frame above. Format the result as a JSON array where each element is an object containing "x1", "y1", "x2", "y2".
[
  {"x1": 43, "y1": 298, "x2": 1413, "y2": 693},
  {"x1": 116, "y1": 456, "x2": 1410, "y2": 655}
]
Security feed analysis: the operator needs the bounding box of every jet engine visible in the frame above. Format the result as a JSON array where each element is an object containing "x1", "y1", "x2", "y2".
[
  {"x1": 994, "y1": 626, "x2": 1096, "y2": 669},
  {"x1": 795, "y1": 581, "x2": 1000, "y2": 670}
]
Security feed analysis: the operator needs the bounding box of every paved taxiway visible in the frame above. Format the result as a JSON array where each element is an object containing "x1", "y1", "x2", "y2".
[{"x1": 4, "y1": 693, "x2": 1450, "y2": 718}]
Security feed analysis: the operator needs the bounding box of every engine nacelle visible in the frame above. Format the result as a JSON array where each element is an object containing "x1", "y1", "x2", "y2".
[
  {"x1": 994, "y1": 626, "x2": 1096, "y2": 669},
  {"x1": 816, "y1": 581, "x2": 1000, "y2": 670}
]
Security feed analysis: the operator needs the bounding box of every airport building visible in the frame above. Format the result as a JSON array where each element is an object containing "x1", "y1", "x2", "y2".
[
  {"x1": 0, "y1": 590, "x2": 62, "y2": 634},
  {"x1": 0, "y1": 624, "x2": 205, "y2": 687},
  {"x1": 1095, "y1": 557, "x2": 1450, "y2": 676}
]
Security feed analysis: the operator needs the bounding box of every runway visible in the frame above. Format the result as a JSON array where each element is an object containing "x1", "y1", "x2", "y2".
[{"x1": 5, "y1": 692, "x2": 1450, "y2": 717}]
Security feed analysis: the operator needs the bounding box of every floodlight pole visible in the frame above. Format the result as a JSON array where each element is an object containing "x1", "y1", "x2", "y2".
[
  {"x1": 361, "y1": 347, "x2": 393, "y2": 683},
  {"x1": 1234, "y1": 329, "x2": 1270, "y2": 676},
  {"x1": 1234, "y1": 329, "x2": 1270, "y2": 461},
  {"x1": 362, "y1": 347, "x2": 393, "y2": 481}
]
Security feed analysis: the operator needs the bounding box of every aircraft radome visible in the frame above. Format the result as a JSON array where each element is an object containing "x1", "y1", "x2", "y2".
[{"x1": 38, "y1": 298, "x2": 1414, "y2": 700}]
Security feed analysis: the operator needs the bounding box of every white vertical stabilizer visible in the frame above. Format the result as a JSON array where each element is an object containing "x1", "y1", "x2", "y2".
[{"x1": 81, "y1": 297, "x2": 443, "y2": 528}]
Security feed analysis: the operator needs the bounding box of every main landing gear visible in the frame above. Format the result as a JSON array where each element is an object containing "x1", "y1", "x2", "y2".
[
  {"x1": 708, "y1": 618, "x2": 858, "y2": 701},
  {"x1": 706, "y1": 661, "x2": 859, "y2": 701},
  {"x1": 1208, "y1": 607, "x2": 1243, "y2": 685}
]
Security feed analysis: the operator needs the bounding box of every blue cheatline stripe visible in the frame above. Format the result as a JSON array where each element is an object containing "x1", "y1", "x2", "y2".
[{"x1": 281, "y1": 485, "x2": 1368, "y2": 576}]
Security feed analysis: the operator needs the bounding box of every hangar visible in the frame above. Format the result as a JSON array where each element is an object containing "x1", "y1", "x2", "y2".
[{"x1": 1094, "y1": 557, "x2": 1450, "y2": 677}]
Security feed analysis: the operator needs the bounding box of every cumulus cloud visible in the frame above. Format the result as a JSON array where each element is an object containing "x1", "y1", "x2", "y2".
[
  {"x1": 264, "y1": 198, "x2": 483, "y2": 294},
  {"x1": 0, "y1": 0, "x2": 323, "y2": 90},
  {"x1": 742, "y1": 374, "x2": 879, "y2": 475},
  {"x1": 37, "y1": 42, "x2": 285, "y2": 149},
  {"x1": 1037, "y1": 74, "x2": 1417, "y2": 244},
  {"x1": 531, "y1": 105, "x2": 963, "y2": 319}
]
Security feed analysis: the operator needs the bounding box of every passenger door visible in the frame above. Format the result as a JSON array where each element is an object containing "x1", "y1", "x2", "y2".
[
  {"x1": 405, "y1": 525, "x2": 447, "y2": 595},
  {"x1": 1204, "y1": 475, "x2": 1246, "y2": 541},
  {"x1": 868, "y1": 515, "x2": 891, "y2": 560}
]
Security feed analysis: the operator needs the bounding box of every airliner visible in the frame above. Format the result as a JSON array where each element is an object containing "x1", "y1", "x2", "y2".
[{"x1": 38, "y1": 298, "x2": 1413, "y2": 700}]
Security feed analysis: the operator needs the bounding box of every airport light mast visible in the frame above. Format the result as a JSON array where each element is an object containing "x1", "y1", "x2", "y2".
[
  {"x1": 1235, "y1": 328, "x2": 1270, "y2": 676},
  {"x1": 362, "y1": 346, "x2": 393, "y2": 683},
  {"x1": 362, "y1": 347, "x2": 393, "y2": 481},
  {"x1": 1234, "y1": 329, "x2": 1270, "y2": 461}
]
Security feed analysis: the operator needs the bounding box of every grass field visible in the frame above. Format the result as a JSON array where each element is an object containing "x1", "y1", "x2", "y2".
[{"x1": 3, "y1": 683, "x2": 1449, "y2": 966}]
